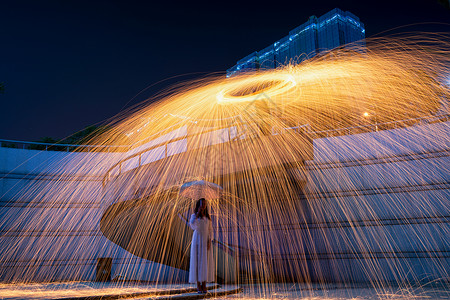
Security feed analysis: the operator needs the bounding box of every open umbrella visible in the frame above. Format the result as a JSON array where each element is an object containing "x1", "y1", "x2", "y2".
[{"x1": 179, "y1": 180, "x2": 223, "y2": 199}]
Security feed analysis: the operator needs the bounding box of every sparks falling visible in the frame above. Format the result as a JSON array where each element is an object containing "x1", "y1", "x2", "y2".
[{"x1": 0, "y1": 35, "x2": 449, "y2": 299}]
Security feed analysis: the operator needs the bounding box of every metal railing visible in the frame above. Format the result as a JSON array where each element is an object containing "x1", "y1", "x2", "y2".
[
  {"x1": 0, "y1": 120, "x2": 188, "y2": 153},
  {"x1": 311, "y1": 114, "x2": 449, "y2": 138},
  {"x1": 2, "y1": 113, "x2": 448, "y2": 186},
  {"x1": 101, "y1": 113, "x2": 449, "y2": 186},
  {"x1": 2, "y1": 113, "x2": 447, "y2": 153},
  {"x1": 0, "y1": 138, "x2": 128, "y2": 152},
  {"x1": 101, "y1": 123, "x2": 271, "y2": 186}
]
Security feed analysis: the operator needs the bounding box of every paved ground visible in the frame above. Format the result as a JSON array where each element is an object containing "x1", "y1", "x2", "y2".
[
  {"x1": 215, "y1": 284, "x2": 450, "y2": 300},
  {"x1": 0, "y1": 282, "x2": 220, "y2": 300},
  {"x1": 133, "y1": 286, "x2": 242, "y2": 300},
  {"x1": 0, "y1": 282, "x2": 448, "y2": 299}
]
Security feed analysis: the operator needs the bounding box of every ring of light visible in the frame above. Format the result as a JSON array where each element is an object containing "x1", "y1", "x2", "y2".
[{"x1": 216, "y1": 74, "x2": 297, "y2": 104}]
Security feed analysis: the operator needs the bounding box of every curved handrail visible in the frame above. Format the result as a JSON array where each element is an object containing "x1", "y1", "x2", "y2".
[
  {"x1": 0, "y1": 138, "x2": 128, "y2": 152},
  {"x1": 312, "y1": 113, "x2": 449, "y2": 138},
  {"x1": 2, "y1": 113, "x2": 447, "y2": 183},
  {"x1": 101, "y1": 123, "x2": 248, "y2": 186},
  {"x1": 101, "y1": 113, "x2": 449, "y2": 186}
]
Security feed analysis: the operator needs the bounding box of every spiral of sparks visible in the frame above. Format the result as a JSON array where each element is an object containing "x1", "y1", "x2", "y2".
[
  {"x1": 0, "y1": 35, "x2": 449, "y2": 298},
  {"x1": 101, "y1": 36, "x2": 448, "y2": 144}
]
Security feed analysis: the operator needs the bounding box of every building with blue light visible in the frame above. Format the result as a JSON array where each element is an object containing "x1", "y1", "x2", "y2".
[{"x1": 227, "y1": 8, "x2": 365, "y2": 77}]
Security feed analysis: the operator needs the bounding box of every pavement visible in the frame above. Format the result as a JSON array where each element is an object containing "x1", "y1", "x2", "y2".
[
  {"x1": 0, "y1": 282, "x2": 242, "y2": 300},
  {"x1": 133, "y1": 286, "x2": 243, "y2": 300},
  {"x1": 1, "y1": 281, "x2": 447, "y2": 299}
]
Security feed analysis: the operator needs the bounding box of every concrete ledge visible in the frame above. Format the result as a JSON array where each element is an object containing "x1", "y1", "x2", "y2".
[
  {"x1": 152, "y1": 286, "x2": 243, "y2": 300},
  {"x1": 53, "y1": 284, "x2": 221, "y2": 300}
]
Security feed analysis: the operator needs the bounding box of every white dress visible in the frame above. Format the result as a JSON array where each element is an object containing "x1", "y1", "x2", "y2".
[{"x1": 189, "y1": 214, "x2": 214, "y2": 283}]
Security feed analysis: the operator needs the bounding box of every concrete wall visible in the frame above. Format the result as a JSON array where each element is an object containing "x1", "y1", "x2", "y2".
[
  {"x1": 0, "y1": 147, "x2": 187, "y2": 282},
  {"x1": 0, "y1": 121, "x2": 448, "y2": 283},
  {"x1": 302, "y1": 121, "x2": 449, "y2": 283}
]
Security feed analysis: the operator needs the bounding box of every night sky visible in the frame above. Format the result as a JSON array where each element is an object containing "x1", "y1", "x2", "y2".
[{"x1": 1, "y1": 0, "x2": 449, "y2": 142}]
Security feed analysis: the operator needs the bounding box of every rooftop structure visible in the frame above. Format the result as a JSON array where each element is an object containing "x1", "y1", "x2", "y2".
[{"x1": 227, "y1": 8, "x2": 365, "y2": 77}]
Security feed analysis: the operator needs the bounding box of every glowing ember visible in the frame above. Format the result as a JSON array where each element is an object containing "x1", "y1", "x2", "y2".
[{"x1": 0, "y1": 35, "x2": 448, "y2": 299}]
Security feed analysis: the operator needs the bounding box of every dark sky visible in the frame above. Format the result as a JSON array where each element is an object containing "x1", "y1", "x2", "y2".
[{"x1": 1, "y1": 0, "x2": 449, "y2": 141}]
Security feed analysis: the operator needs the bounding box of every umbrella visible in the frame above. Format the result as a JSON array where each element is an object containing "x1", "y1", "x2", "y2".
[{"x1": 179, "y1": 180, "x2": 223, "y2": 199}]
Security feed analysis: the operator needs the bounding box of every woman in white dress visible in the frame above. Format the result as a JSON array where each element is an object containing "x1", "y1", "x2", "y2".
[{"x1": 189, "y1": 198, "x2": 214, "y2": 293}]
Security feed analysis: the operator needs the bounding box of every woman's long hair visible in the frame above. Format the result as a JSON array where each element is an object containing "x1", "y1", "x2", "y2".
[{"x1": 194, "y1": 198, "x2": 211, "y2": 219}]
